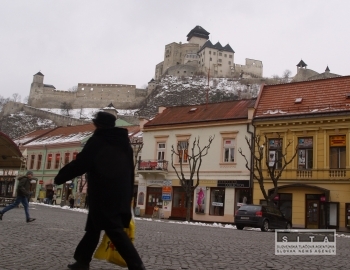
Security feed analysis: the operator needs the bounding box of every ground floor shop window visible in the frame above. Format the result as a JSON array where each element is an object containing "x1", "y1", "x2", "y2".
[{"x1": 209, "y1": 188, "x2": 225, "y2": 216}]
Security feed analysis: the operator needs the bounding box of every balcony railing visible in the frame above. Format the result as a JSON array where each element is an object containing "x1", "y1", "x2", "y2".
[
  {"x1": 137, "y1": 159, "x2": 168, "y2": 171},
  {"x1": 264, "y1": 168, "x2": 348, "y2": 180}
]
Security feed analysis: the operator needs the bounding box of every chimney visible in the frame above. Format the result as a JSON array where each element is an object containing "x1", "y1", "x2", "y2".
[{"x1": 138, "y1": 118, "x2": 149, "y2": 130}]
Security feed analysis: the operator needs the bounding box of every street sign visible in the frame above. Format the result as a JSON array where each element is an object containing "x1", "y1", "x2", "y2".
[{"x1": 162, "y1": 193, "x2": 172, "y2": 201}]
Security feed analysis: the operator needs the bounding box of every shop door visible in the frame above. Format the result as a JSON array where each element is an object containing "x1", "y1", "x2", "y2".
[
  {"x1": 171, "y1": 187, "x2": 193, "y2": 219},
  {"x1": 145, "y1": 187, "x2": 162, "y2": 216},
  {"x1": 306, "y1": 200, "x2": 319, "y2": 229}
]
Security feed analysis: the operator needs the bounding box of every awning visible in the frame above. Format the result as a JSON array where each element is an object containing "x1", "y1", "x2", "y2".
[{"x1": 0, "y1": 131, "x2": 23, "y2": 169}]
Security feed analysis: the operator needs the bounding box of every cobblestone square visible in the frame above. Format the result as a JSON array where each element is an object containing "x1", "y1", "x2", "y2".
[{"x1": 0, "y1": 204, "x2": 349, "y2": 270}]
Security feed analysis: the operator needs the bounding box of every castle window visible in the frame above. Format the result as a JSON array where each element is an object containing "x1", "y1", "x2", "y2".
[
  {"x1": 229, "y1": 55, "x2": 233, "y2": 58},
  {"x1": 209, "y1": 51, "x2": 211, "y2": 54},
  {"x1": 184, "y1": 71, "x2": 186, "y2": 73},
  {"x1": 219, "y1": 53, "x2": 222, "y2": 56},
  {"x1": 210, "y1": 58, "x2": 212, "y2": 61},
  {"x1": 213, "y1": 52, "x2": 216, "y2": 55},
  {"x1": 228, "y1": 61, "x2": 231, "y2": 65},
  {"x1": 218, "y1": 59, "x2": 222, "y2": 63},
  {"x1": 224, "y1": 54, "x2": 227, "y2": 57}
]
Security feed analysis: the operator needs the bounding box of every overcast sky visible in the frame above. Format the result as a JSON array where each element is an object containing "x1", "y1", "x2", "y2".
[{"x1": 1, "y1": 0, "x2": 349, "y2": 101}]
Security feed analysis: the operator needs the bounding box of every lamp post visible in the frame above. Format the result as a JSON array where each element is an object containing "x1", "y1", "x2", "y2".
[{"x1": 60, "y1": 180, "x2": 72, "y2": 206}]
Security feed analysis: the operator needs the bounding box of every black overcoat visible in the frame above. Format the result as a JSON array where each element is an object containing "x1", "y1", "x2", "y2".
[{"x1": 54, "y1": 127, "x2": 134, "y2": 230}]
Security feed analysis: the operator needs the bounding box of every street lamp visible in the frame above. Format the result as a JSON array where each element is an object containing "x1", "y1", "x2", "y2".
[{"x1": 60, "y1": 180, "x2": 72, "y2": 206}]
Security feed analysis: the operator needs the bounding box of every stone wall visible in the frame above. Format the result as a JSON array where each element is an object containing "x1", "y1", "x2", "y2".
[{"x1": 1, "y1": 101, "x2": 89, "y2": 126}]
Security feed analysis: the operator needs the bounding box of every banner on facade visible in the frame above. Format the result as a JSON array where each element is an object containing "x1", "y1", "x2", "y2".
[{"x1": 195, "y1": 187, "x2": 205, "y2": 214}]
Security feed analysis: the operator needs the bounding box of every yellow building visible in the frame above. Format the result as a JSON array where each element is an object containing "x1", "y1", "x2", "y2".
[{"x1": 253, "y1": 76, "x2": 350, "y2": 231}]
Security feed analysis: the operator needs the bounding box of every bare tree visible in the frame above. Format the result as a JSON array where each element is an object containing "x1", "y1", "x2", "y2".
[
  {"x1": 23, "y1": 96, "x2": 29, "y2": 104},
  {"x1": 130, "y1": 137, "x2": 144, "y2": 170},
  {"x1": 171, "y1": 136, "x2": 214, "y2": 221},
  {"x1": 11, "y1": 93, "x2": 21, "y2": 102},
  {"x1": 0, "y1": 95, "x2": 10, "y2": 111},
  {"x1": 282, "y1": 70, "x2": 292, "y2": 83},
  {"x1": 238, "y1": 133, "x2": 298, "y2": 206},
  {"x1": 60, "y1": 102, "x2": 73, "y2": 116},
  {"x1": 68, "y1": 85, "x2": 78, "y2": 92}
]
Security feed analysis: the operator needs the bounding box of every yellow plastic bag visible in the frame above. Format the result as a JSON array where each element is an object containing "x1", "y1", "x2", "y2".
[{"x1": 94, "y1": 217, "x2": 135, "y2": 267}]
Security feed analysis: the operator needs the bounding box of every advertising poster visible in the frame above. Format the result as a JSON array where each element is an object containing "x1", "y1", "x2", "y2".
[
  {"x1": 269, "y1": 151, "x2": 276, "y2": 167},
  {"x1": 298, "y1": 149, "x2": 306, "y2": 166},
  {"x1": 195, "y1": 187, "x2": 205, "y2": 214}
]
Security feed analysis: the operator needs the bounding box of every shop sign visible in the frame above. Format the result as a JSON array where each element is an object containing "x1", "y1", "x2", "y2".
[
  {"x1": 162, "y1": 186, "x2": 172, "y2": 193},
  {"x1": 330, "y1": 135, "x2": 346, "y2": 147},
  {"x1": 212, "y1": 202, "x2": 223, "y2": 207},
  {"x1": 217, "y1": 180, "x2": 250, "y2": 188},
  {"x1": 39, "y1": 180, "x2": 44, "y2": 184},
  {"x1": 320, "y1": 196, "x2": 326, "y2": 202}
]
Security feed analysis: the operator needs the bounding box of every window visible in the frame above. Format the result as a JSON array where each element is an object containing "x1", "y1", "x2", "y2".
[
  {"x1": 46, "y1": 154, "x2": 52, "y2": 169},
  {"x1": 73, "y1": 152, "x2": 78, "y2": 160},
  {"x1": 228, "y1": 61, "x2": 231, "y2": 65},
  {"x1": 209, "y1": 188, "x2": 225, "y2": 216},
  {"x1": 178, "y1": 141, "x2": 188, "y2": 163},
  {"x1": 29, "y1": 155, "x2": 35, "y2": 169},
  {"x1": 213, "y1": 52, "x2": 216, "y2": 55},
  {"x1": 37, "y1": 155, "x2": 42, "y2": 170},
  {"x1": 224, "y1": 54, "x2": 227, "y2": 57},
  {"x1": 54, "y1": 153, "x2": 60, "y2": 169},
  {"x1": 223, "y1": 139, "x2": 235, "y2": 162},
  {"x1": 209, "y1": 51, "x2": 211, "y2": 54},
  {"x1": 157, "y1": 143, "x2": 166, "y2": 161},
  {"x1": 298, "y1": 138, "x2": 313, "y2": 169},
  {"x1": 210, "y1": 58, "x2": 212, "y2": 61},
  {"x1": 329, "y1": 135, "x2": 346, "y2": 169},
  {"x1": 218, "y1": 59, "x2": 222, "y2": 63},
  {"x1": 64, "y1": 153, "x2": 70, "y2": 165},
  {"x1": 229, "y1": 55, "x2": 233, "y2": 58},
  {"x1": 268, "y1": 139, "x2": 282, "y2": 169},
  {"x1": 219, "y1": 53, "x2": 222, "y2": 56}
]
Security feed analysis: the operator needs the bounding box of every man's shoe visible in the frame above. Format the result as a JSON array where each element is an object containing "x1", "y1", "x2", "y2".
[
  {"x1": 67, "y1": 261, "x2": 90, "y2": 270},
  {"x1": 0, "y1": 212, "x2": 3, "y2": 220},
  {"x1": 26, "y1": 218, "x2": 36, "y2": 223}
]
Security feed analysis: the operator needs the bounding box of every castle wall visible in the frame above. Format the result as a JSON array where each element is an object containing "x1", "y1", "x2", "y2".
[
  {"x1": 166, "y1": 64, "x2": 198, "y2": 77},
  {"x1": 29, "y1": 80, "x2": 148, "y2": 109},
  {"x1": 234, "y1": 58, "x2": 263, "y2": 78},
  {"x1": 1, "y1": 101, "x2": 89, "y2": 126}
]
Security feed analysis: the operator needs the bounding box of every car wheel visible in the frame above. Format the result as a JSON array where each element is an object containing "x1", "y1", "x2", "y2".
[
  {"x1": 286, "y1": 223, "x2": 292, "y2": 229},
  {"x1": 261, "y1": 220, "x2": 269, "y2": 232},
  {"x1": 236, "y1": 225, "x2": 244, "y2": 230}
]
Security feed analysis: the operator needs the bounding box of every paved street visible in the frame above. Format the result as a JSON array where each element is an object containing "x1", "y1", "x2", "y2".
[{"x1": 0, "y1": 204, "x2": 350, "y2": 270}]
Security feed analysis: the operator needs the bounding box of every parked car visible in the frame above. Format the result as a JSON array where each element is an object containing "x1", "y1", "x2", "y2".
[{"x1": 234, "y1": 204, "x2": 292, "y2": 231}]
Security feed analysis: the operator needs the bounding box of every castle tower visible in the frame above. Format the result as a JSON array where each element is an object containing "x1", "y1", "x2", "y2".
[
  {"x1": 296, "y1": 59, "x2": 307, "y2": 73},
  {"x1": 186, "y1": 26, "x2": 210, "y2": 48},
  {"x1": 28, "y1": 71, "x2": 44, "y2": 106}
]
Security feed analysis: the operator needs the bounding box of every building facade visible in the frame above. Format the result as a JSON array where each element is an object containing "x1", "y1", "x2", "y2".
[
  {"x1": 253, "y1": 76, "x2": 350, "y2": 231},
  {"x1": 137, "y1": 99, "x2": 255, "y2": 223}
]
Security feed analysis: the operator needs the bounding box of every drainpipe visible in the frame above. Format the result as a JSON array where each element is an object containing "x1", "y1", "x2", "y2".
[
  {"x1": 40, "y1": 144, "x2": 48, "y2": 202},
  {"x1": 246, "y1": 123, "x2": 255, "y2": 203}
]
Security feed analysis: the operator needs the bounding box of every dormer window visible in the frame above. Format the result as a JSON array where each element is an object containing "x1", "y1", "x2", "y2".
[
  {"x1": 295, "y1": 97, "x2": 303, "y2": 104},
  {"x1": 189, "y1": 108, "x2": 197, "y2": 112}
]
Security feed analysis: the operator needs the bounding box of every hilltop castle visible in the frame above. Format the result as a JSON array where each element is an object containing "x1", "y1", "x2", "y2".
[{"x1": 155, "y1": 25, "x2": 263, "y2": 80}]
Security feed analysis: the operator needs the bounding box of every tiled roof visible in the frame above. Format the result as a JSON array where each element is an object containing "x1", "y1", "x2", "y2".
[
  {"x1": 187, "y1": 25, "x2": 210, "y2": 41},
  {"x1": 198, "y1": 41, "x2": 234, "y2": 53},
  {"x1": 19, "y1": 124, "x2": 96, "y2": 146},
  {"x1": 144, "y1": 99, "x2": 256, "y2": 128},
  {"x1": 17, "y1": 124, "x2": 142, "y2": 147},
  {"x1": 254, "y1": 76, "x2": 350, "y2": 119}
]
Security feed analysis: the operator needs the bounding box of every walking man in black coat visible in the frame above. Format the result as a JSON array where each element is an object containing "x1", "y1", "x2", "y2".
[{"x1": 54, "y1": 112, "x2": 145, "y2": 270}]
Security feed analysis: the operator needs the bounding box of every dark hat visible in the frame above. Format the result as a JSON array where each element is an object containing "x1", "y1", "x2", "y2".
[
  {"x1": 26, "y1": 171, "x2": 34, "y2": 176},
  {"x1": 92, "y1": 111, "x2": 116, "y2": 128}
]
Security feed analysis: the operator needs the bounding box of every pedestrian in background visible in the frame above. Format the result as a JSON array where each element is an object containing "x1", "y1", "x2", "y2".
[
  {"x1": 55, "y1": 111, "x2": 145, "y2": 270},
  {"x1": 0, "y1": 171, "x2": 36, "y2": 223},
  {"x1": 52, "y1": 193, "x2": 57, "y2": 205},
  {"x1": 68, "y1": 194, "x2": 74, "y2": 208}
]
